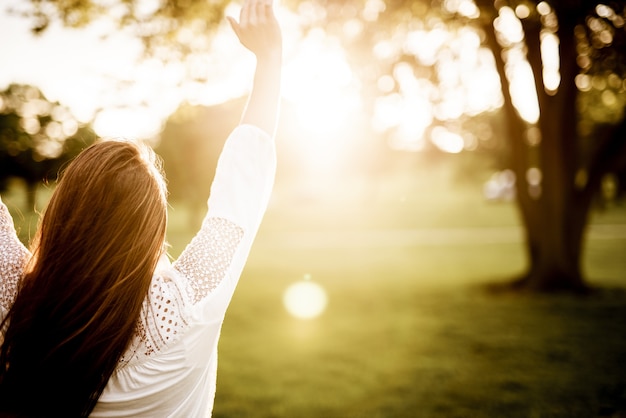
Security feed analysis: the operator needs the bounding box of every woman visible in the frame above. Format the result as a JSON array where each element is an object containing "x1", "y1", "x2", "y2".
[{"x1": 0, "y1": 0, "x2": 282, "y2": 416}]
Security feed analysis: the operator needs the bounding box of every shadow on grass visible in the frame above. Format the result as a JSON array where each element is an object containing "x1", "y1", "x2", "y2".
[{"x1": 215, "y1": 266, "x2": 626, "y2": 418}]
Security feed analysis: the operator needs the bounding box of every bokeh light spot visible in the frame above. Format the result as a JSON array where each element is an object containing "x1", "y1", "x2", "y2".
[
  {"x1": 431, "y1": 126, "x2": 464, "y2": 153},
  {"x1": 283, "y1": 278, "x2": 328, "y2": 320}
]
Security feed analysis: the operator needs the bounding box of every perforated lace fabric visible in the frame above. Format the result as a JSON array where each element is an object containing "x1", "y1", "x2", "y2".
[
  {"x1": 1, "y1": 201, "x2": 244, "y2": 365},
  {"x1": 174, "y1": 217, "x2": 244, "y2": 304},
  {"x1": 0, "y1": 202, "x2": 30, "y2": 314},
  {"x1": 119, "y1": 274, "x2": 189, "y2": 366},
  {"x1": 2, "y1": 125, "x2": 274, "y2": 416},
  {"x1": 119, "y1": 217, "x2": 244, "y2": 366}
]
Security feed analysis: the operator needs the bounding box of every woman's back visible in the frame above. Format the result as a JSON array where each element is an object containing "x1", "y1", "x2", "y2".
[
  {"x1": 0, "y1": 0, "x2": 281, "y2": 414},
  {"x1": 0, "y1": 139, "x2": 169, "y2": 416},
  {"x1": 0, "y1": 125, "x2": 276, "y2": 417},
  {"x1": 92, "y1": 125, "x2": 276, "y2": 417}
]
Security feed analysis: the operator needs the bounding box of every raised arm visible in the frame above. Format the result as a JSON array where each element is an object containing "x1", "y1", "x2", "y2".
[
  {"x1": 171, "y1": 0, "x2": 281, "y2": 309},
  {"x1": 227, "y1": 0, "x2": 282, "y2": 136}
]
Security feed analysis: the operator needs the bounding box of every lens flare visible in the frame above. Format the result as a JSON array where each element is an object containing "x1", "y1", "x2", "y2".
[{"x1": 283, "y1": 278, "x2": 328, "y2": 320}]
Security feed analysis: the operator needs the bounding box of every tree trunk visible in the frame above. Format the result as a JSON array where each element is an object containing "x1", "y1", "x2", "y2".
[
  {"x1": 484, "y1": 10, "x2": 588, "y2": 292},
  {"x1": 519, "y1": 14, "x2": 588, "y2": 292}
]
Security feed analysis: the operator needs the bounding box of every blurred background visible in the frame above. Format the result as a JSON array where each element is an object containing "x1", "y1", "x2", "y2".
[{"x1": 1, "y1": 0, "x2": 625, "y2": 416}]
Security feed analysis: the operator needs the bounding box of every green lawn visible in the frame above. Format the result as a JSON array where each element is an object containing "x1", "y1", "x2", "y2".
[
  {"x1": 207, "y1": 195, "x2": 626, "y2": 418},
  {"x1": 210, "y1": 165, "x2": 624, "y2": 417},
  {"x1": 2, "y1": 159, "x2": 626, "y2": 417}
]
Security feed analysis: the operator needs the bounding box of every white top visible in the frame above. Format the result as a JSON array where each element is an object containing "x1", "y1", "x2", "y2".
[{"x1": 0, "y1": 124, "x2": 276, "y2": 417}]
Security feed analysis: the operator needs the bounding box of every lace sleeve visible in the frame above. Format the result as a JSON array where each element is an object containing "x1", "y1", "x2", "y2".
[
  {"x1": 0, "y1": 199, "x2": 30, "y2": 314},
  {"x1": 116, "y1": 216, "x2": 243, "y2": 366},
  {"x1": 172, "y1": 125, "x2": 274, "y2": 306},
  {"x1": 173, "y1": 217, "x2": 244, "y2": 304},
  {"x1": 118, "y1": 218, "x2": 244, "y2": 365}
]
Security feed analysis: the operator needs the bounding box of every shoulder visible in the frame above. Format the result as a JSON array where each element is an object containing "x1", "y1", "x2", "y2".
[{"x1": 120, "y1": 261, "x2": 191, "y2": 367}]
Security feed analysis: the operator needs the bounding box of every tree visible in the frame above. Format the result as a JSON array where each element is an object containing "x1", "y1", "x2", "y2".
[
  {"x1": 156, "y1": 98, "x2": 244, "y2": 228},
  {"x1": 466, "y1": 0, "x2": 626, "y2": 291},
  {"x1": 287, "y1": 0, "x2": 626, "y2": 292},
  {"x1": 11, "y1": 0, "x2": 230, "y2": 65},
  {"x1": 19, "y1": 0, "x2": 626, "y2": 291},
  {"x1": 0, "y1": 84, "x2": 96, "y2": 209}
]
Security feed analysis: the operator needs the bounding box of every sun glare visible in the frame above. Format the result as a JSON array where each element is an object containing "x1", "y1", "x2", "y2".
[
  {"x1": 283, "y1": 275, "x2": 328, "y2": 320},
  {"x1": 94, "y1": 106, "x2": 164, "y2": 140},
  {"x1": 282, "y1": 29, "x2": 361, "y2": 138},
  {"x1": 279, "y1": 28, "x2": 365, "y2": 175},
  {"x1": 3, "y1": 1, "x2": 514, "y2": 153}
]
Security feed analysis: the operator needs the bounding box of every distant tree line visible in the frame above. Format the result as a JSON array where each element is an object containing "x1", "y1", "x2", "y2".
[{"x1": 0, "y1": 84, "x2": 96, "y2": 209}]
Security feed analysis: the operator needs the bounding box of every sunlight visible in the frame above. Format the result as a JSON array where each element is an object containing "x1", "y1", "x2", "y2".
[
  {"x1": 431, "y1": 126, "x2": 464, "y2": 153},
  {"x1": 494, "y1": 6, "x2": 525, "y2": 45},
  {"x1": 404, "y1": 28, "x2": 449, "y2": 66},
  {"x1": 375, "y1": 93, "x2": 433, "y2": 151},
  {"x1": 1, "y1": 0, "x2": 524, "y2": 154},
  {"x1": 443, "y1": 0, "x2": 480, "y2": 19},
  {"x1": 282, "y1": 28, "x2": 361, "y2": 139},
  {"x1": 540, "y1": 31, "x2": 560, "y2": 94},
  {"x1": 279, "y1": 27, "x2": 364, "y2": 175},
  {"x1": 182, "y1": 14, "x2": 254, "y2": 106},
  {"x1": 495, "y1": 7, "x2": 541, "y2": 124},
  {"x1": 93, "y1": 106, "x2": 163, "y2": 141},
  {"x1": 377, "y1": 24, "x2": 502, "y2": 151},
  {"x1": 507, "y1": 52, "x2": 540, "y2": 124},
  {"x1": 283, "y1": 275, "x2": 328, "y2": 320}
]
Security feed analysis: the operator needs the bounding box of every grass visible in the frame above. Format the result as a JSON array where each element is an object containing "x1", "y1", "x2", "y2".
[
  {"x1": 2, "y1": 156, "x2": 626, "y2": 417},
  {"x1": 209, "y1": 163, "x2": 626, "y2": 417},
  {"x1": 208, "y1": 206, "x2": 626, "y2": 417}
]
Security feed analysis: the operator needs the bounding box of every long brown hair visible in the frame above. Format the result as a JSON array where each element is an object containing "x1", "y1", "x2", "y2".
[{"x1": 0, "y1": 140, "x2": 167, "y2": 417}]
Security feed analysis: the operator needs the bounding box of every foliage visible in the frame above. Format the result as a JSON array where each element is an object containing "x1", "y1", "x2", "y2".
[
  {"x1": 475, "y1": 0, "x2": 626, "y2": 172},
  {"x1": 0, "y1": 84, "x2": 96, "y2": 206},
  {"x1": 13, "y1": 0, "x2": 230, "y2": 63},
  {"x1": 15, "y1": 0, "x2": 625, "y2": 153},
  {"x1": 475, "y1": 0, "x2": 626, "y2": 290},
  {"x1": 14, "y1": 0, "x2": 626, "y2": 290}
]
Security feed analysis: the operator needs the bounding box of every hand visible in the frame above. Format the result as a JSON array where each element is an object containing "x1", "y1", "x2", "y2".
[{"x1": 227, "y1": 0, "x2": 282, "y2": 61}]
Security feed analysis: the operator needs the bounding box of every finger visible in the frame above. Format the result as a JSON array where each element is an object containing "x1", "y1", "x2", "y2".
[
  {"x1": 226, "y1": 16, "x2": 241, "y2": 38},
  {"x1": 265, "y1": 3, "x2": 276, "y2": 22},
  {"x1": 240, "y1": 0, "x2": 250, "y2": 26},
  {"x1": 263, "y1": 0, "x2": 276, "y2": 21},
  {"x1": 247, "y1": 0, "x2": 258, "y2": 26},
  {"x1": 256, "y1": 0, "x2": 266, "y2": 24}
]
